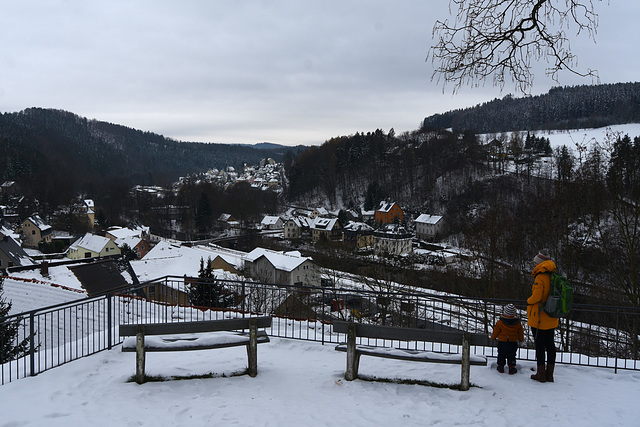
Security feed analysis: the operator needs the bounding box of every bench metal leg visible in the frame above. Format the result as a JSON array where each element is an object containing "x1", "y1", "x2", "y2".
[
  {"x1": 135, "y1": 325, "x2": 146, "y2": 384},
  {"x1": 346, "y1": 322, "x2": 359, "y2": 381},
  {"x1": 460, "y1": 332, "x2": 470, "y2": 391},
  {"x1": 247, "y1": 318, "x2": 258, "y2": 377}
]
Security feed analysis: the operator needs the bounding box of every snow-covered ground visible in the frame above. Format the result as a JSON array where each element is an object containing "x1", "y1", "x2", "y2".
[
  {"x1": 0, "y1": 334, "x2": 638, "y2": 426},
  {"x1": 514, "y1": 123, "x2": 640, "y2": 150}
]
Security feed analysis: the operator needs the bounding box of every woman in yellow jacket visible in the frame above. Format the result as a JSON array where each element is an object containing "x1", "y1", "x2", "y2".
[{"x1": 527, "y1": 249, "x2": 559, "y2": 383}]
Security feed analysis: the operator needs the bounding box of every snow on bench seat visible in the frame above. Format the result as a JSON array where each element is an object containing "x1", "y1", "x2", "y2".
[
  {"x1": 121, "y1": 331, "x2": 269, "y2": 352},
  {"x1": 334, "y1": 343, "x2": 487, "y2": 365}
]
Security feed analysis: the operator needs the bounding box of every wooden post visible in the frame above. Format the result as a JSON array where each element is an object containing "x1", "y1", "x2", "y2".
[
  {"x1": 135, "y1": 325, "x2": 146, "y2": 384},
  {"x1": 460, "y1": 331, "x2": 470, "y2": 391},
  {"x1": 345, "y1": 322, "x2": 359, "y2": 381},
  {"x1": 247, "y1": 318, "x2": 258, "y2": 377}
]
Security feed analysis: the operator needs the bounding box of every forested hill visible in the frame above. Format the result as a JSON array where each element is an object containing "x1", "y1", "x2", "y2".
[
  {"x1": 0, "y1": 108, "x2": 302, "y2": 205},
  {"x1": 421, "y1": 82, "x2": 640, "y2": 133}
]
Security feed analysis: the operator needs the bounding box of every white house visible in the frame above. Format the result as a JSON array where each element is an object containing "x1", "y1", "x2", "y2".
[
  {"x1": 373, "y1": 224, "x2": 413, "y2": 256},
  {"x1": 261, "y1": 215, "x2": 284, "y2": 230},
  {"x1": 415, "y1": 214, "x2": 445, "y2": 241},
  {"x1": 67, "y1": 233, "x2": 121, "y2": 260},
  {"x1": 244, "y1": 247, "x2": 320, "y2": 287}
]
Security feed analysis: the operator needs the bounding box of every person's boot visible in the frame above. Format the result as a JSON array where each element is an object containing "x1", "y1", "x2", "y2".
[
  {"x1": 508, "y1": 365, "x2": 517, "y2": 375},
  {"x1": 546, "y1": 363, "x2": 555, "y2": 382},
  {"x1": 497, "y1": 364, "x2": 505, "y2": 373},
  {"x1": 530, "y1": 364, "x2": 547, "y2": 382}
]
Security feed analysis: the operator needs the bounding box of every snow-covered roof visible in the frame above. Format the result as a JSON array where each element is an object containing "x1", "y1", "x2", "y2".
[
  {"x1": 314, "y1": 207, "x2": 329, "y2": 215},
  {"x1": 377, "y1": 201, "x2": 399, "y2": 213},
  {"x1": 343, "y1": 221, "x2": 373, "y2": 232},
  {"x1": 244, "y1": 247, "x2": 311, "y2": 272},
  {"x1": 26, "y1": 214, "x2": 52, "y2": 232},
  {"x1": 107, "y1": 226, "x2": 143, "y2": 240},
  {"x1": 261, "y1": 215, "x2": 282, "y2": 226},
  {"x1": 0, "y1": 234, "x2": 34, "y2": 267},
  {"x1": 375, "y1": 223, "x2": 412, "y2": 238},
  {"x1": 132, "y1": 242, "x2": 246, "y2": 282},
  {"x1": 415, "y1": 214, "x2": 444, "y2": 224},
  {"x1": 310, "y1": 217, "x2": 338, "y2": 230},
  {"x1": 115, "y1": 235, "x2": 143, "y2": 249},
  {"x1": 69, "y1": 233, "x2": 112, "y2": 253}
]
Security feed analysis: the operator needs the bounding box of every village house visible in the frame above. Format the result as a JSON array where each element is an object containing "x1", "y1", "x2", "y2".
[
  {"x1": 310, "y1": 217, "x2": 341, "y2": 242},
  {"x1": 1, "y1": 181, "x2": 17, "y2": 197},
  {"x1": 374, "y1": 201, "x2": 403, "y2": 225},
  {"x1": 415, "y1": 214, "x2": 446, "y2": 241},
  {"x1": 0, "y1": 232, "x2": 33, "y2": 269},
  {"x1": 217, "y1": 213, "x2": 239, "y2": 230},
  {"x1": 67, "y1": 233, "x2": 121, "y2": 260},
  {"x1": 284, "y1": 217, "x2": 302, "y2": 239},
  {"x1": 18, "y1": 214, "x2": 52, "y2": 248},
  {"x1": 342, "y1": 221, "x2": 374, "y2": 249},
  {"x1": 244, "y1": 247, "x2": 320, "y2": 287},
  {"x1": 373, "y1": 223, "x2": 413, "y2": 256},
  {"x1": 261, "y1": 215, "x2": 284, "y2": 230},
  {"x1": 72, "y1": 199, "x2": 95, "y2": 230},
  {"x1": 309, "y1": 207, "x2": 330, "y2": 219},
  {"x1": 105, "y1": 226, "x2": 152, "y2": 259}
]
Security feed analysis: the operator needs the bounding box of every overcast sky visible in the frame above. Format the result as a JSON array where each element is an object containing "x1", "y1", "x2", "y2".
[{"x1": 0, "y1": 1, "x2": 638, "y2": 146}]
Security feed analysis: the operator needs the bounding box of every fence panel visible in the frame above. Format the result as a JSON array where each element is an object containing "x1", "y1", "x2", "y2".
[{"x1": 2, "y1": 276, "x2": 639, "y2": 385}]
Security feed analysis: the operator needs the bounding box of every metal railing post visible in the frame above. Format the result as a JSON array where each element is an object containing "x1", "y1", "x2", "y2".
[
  {"x1": 321, "y1": 287, "x2": 325, "y2": 345},
  {"x1": 29, "y1": 312, "x2": 35, "y2": 377},
  {"x1": 107, "y1": 295, "x2": 112, "y2": 350},
  {"x1": 241, "y1": 281, "x2": 246, "y2": 317}
]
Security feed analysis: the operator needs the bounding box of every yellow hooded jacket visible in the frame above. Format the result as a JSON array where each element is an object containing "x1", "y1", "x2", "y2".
[{"x1": 527, "y1": 259, "x2": 560, "y2": 330}]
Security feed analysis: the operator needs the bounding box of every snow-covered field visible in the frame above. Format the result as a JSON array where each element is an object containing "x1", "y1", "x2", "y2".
[{"x1": 516, "y1": 123, "x2": 640, "y2": 150}]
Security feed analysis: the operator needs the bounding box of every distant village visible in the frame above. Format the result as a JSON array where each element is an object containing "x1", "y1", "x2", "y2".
[{"x1": 0, "y1": 158, "x2": 451, "y2": 295}]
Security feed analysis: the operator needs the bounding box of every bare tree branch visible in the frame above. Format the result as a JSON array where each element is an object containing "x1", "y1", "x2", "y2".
[{"x1": 429, "y1": 0, "x2": 603, "y2": 94}]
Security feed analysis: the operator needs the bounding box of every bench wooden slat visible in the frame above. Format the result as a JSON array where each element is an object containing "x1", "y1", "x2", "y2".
[
  {"x1": 121, "y1": 331, "x2": 270, "y2": 352},
  {"x1": 119, "y1": 316, "x2": 272, "y2": 337},
  {"x1": 333, "y1": 321, "x2": 489, "y2": 346},
  {"x1": 334, "y1": 344, "x2": 487, "y2": 366}
]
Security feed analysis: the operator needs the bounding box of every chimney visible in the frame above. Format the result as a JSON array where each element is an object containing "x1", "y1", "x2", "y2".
[{"x1": 40, "y1": 261, "x2": 49, "y2": 276}]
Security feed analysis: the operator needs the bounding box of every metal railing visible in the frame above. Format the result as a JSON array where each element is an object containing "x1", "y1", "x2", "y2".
[{"x1": 2, "y1": 275, "x2": 639, "y2": 385}]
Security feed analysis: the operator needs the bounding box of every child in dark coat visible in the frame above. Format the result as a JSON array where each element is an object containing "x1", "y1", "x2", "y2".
[{"x1": 491, "y1": 304, "x2": 525, "y2": 374}]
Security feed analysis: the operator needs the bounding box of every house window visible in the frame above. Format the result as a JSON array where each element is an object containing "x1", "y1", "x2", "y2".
[
  {"x1": 84, "y1": 252, "x2": 91, "y2": 258},
  {"x1": 32, "y1": 230, "x2": 36, "y2": 235}
]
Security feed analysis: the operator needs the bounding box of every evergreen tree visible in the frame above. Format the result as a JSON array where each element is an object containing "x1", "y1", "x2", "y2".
[
  {"x1": 0, "y1": 276, "x2": 29, "y2": 364},
  {"x1": 188, "y1": 257, "x2": 227, "y2": 308},
  {"x1": 195, "y1": 191, "x2": 213, "y2": 235}
]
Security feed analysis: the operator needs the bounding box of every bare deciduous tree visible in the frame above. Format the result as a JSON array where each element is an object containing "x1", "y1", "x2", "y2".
[{"x1": 429, "y1": 0, "x2": 602, "y2": 93}]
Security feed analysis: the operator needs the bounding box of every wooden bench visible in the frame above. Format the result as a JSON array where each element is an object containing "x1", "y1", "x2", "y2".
[
  {"x1": 119, "y1": 316, "x2": 272, "y2": 384},
  {"x1": 333, "y1": 321, "x2": 488, "y2": 391}
]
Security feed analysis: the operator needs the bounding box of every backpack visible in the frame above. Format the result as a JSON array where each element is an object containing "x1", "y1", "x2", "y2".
[{"x1": 543, "y1": 271, "x2": 573, "y2": 318}]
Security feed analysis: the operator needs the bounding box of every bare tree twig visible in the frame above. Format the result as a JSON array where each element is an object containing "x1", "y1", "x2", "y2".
[{"x1": 429, "y1": 0, "x2": 603, "y2": 94}]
